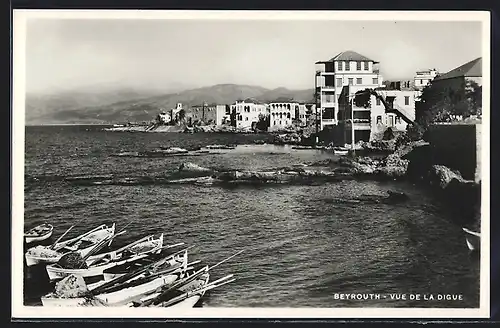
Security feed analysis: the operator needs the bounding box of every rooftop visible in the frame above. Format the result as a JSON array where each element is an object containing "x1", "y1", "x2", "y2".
[
  {"x1": 315, "y1": 50, "x2": 379, "y2": 64},
  {"x1": 434, "y1": 57, "x2": 482, "y2": 81}
]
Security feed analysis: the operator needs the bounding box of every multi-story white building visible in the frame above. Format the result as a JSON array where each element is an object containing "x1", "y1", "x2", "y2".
[
  {"x1": 413, "y1": 68, "x2": 439, "y2": 90},
  {"x1": 230, "y1": 100, "x2": 268, "y2": 129},
  {"x1": 337, "y1": 86, "x2": 416, "y2": 144},
  {"x1": 296, "y1": 104, "x2": 308, "y2": 126},
  {"x1": 315, "y1": 50, "x2": 384, "y2": 130},
  {"x1": 268, "y1": 102, "x2": 298, "y2": 131}
]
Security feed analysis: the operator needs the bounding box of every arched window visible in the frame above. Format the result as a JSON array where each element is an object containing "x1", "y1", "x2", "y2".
[
  {"x1": 287, "y1": 113, "x2": 291, "y2": 119},
  {"x1": 279, "y1": 113, "x2": 283, "y2": 119},
  {"x1": 287, "y1": 104, "x2": 291, "y2": 110}
]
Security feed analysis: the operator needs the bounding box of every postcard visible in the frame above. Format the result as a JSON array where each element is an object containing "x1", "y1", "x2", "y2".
[{"x1": 12, "y1": 9, "x2": 490, "y2": 319}]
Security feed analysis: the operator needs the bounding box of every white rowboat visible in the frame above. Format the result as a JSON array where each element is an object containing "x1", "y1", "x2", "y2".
[
  {"x1": 45, "y1": 234, "x2": 164, "y2": 282},
  {"x1": 24, "y1": 223, "x2": 54, "y2": 244},
  {"x1": 25, "y1": 224, "x2": 115, "y2": 267}
]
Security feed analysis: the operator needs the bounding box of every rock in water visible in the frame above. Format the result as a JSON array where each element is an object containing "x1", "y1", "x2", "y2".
[
  {"x1": 178, "y1": 162, "x2": 211, "y2": 173},
  {"x1": 386, "y1": 190, "x2": 409, "y2": 203},
  {"x1": 429, "y1": 165, "x2": 465, "y2": 189},
  {"x1": 54, "y1": 274, "x2": 89, "y2": 298}
]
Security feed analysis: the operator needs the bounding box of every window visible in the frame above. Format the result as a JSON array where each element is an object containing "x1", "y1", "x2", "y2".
[
  {"x1": 345, "y1": 61, "x2": 350, "y2": 71},
  {"x1": 337, "y1": 61, "x2": 343, "y2": 71},
  {"x1": 356, "y1": 78, "x2": 362, "y2": 85},
  {"x1": 274, "y1": 121, "x2": 276, "y2": 125},
  {"x1": 364, "y1": 62, "x2": 369, "y2": 70},
  {"x1": 376, "y1": 98, "x2": 381, "y2": 106},
  {"x1": 348, "y1": 78, "x2": 353, "y2": 85},
  {"x1": 420, "y1": 79, "x2": 423, "y2": 85},
  {"x1": 373, "y1": 78, "x2": 379, "y2": 85},
  {"x1": 356, "y1": 62, "x2": 362, "y2": 70},
  {"x1": 395, "y1": 117, "x2": 401, "y2": 124},
  {"x1": 336, "y1": 78, "x2": 342, "y2": 87},
  {"x1": 404, "y1": 96, "x2": 410, "y2": 105},
  {"x1": 376, "y1": 116, "x2": 382, "y2": 124}
]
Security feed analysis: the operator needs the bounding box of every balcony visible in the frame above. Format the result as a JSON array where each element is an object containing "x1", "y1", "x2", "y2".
[
  {"x1": 321, "y1": 102, "x2": 335, "y2": 107},
  {"x1": 321, "y1": 119, "x2": 337, "y2": 126},
  {"x1": 320, "y1": 85, "x2": 336, "y2": 91},
  {"x1": 345, "y1": 119, "x2": 371, "y2": 130}
]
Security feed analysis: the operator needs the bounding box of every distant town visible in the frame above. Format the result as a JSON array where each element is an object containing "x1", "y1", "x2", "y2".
[{"x1": 108, "y1": 50, "x2": 482, "y2": 148}]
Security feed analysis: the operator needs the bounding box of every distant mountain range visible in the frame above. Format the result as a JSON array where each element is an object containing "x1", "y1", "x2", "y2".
[{"x1": 25, "y1": 84, "x2": 315, "y2": 125}]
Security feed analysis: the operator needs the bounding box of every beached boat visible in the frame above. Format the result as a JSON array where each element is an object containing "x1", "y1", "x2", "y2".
[
  {"x1": 462, "y1": 227, "x2": 480, "y2": 252},
  {"x1": 25, "y1": 224, "x2": 115, "y2": 267},
  {"x1": 102, "y1": 245, "x2": 186, "y2": 282},
  {"x1": 131, "y1": 250, "x2": 242, "y2": 308},
  {"x1": 41, "y1": 249, "x2": 192, "y2": 307},
  {"x1": 24, "y1": 223, "x2": 54, "y2": 244},
  {"x1": 45, "y1": 234, "x2": 164, "y2": 282}
]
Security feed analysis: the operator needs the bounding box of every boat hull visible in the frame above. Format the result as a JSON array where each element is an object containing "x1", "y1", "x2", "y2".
[
  {"x1": 462, "y1": 227, "x2": 480, "y2": 252},
  {"x1": 25, "y1": 224, "x2": 115, "y2": 267},
  {"x1": 42, "y1": 274, "x2": 178, "y2": 307},
  {"x1": 25, "y1": 242, "x2": 103, "y2": 267},
  {"x1": 25, "y1": 230, "x2": 53, "y2": 244},
  {"x1": 465, "y1": 235, "x2": 480, "y2": 251},
  {"x1": 46, "y1": 254, "x2": 147, "y2": 282}
]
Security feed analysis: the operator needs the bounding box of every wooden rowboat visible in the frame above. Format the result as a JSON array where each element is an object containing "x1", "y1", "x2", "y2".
[
  {"x1": 45, "y1": 234, "x2": 164, "y2": 282},
  {"x1": 25, "y1": 224, "x2": 115, "y2": 267},
  {"x1": 462, "y1": 227, "x2": 480, "y2": 252},
  {"x1": 41, "y1": 250, "x2": 193, "y2": 307},
  {"x1": 24, "y1": 223, "x2": 54, "y2": 244}
]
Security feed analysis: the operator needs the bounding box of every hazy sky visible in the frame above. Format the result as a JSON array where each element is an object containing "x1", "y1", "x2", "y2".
[{"x1": 25, "y1": 18, "x2": 483, "y2": 93}]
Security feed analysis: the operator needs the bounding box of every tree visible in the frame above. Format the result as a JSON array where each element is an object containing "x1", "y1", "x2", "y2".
[
  {"x1": 353, "y1": 89, "x2": 372, "y2": 108},
  {"x1": 417, "y1": 79, "x2": 482, "y2": 126},
  {"x1": 178, "y1": 109, "x2": 186, "y2": 122},
  {"x1": 230, "y1": 108, "x2": 237, "y2": 127},
  {"x1": 255, "y1": 113, "x2": 270, "y2": 131}
]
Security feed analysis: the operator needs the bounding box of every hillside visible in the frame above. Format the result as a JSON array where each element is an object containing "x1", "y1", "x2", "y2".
[
  {"x1": 28, "y1": 84, "x2": 315, "y2": 125},
  {"x1": 26, "y1": 88, "x2": 167, "y2": 125}
]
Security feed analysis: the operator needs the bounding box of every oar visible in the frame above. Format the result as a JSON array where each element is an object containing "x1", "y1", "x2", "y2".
[
  {"x1": 55, "y1": 224, "x2": 107, "y2": 251},
  {"x1": 111, "y1": 235, "x2": 153, "y2": 255},
  {"x1": 49, "y1": 225, "x2": 74, "y2": 250},
  {"x1": 135, "y1": 265, "x2": 209, "y2": 307},
  {"x1": 159, "y1": 242, "x2": 185, "y2": 251},
  {"x1": 208, "y1": 249, "x2": 244, "y2": 270},
  {"x1": 159, "y1": 274, "x2": 235, "y2": 308},
  {"x1": 140, "y1": 249, "x2": 243, "y2": 306},
  {"x1": 80, "y1": 231, "x2": 127, "y2": 267},
  {"x1": 109, "y1": 259, "x2": 200, "y2": 295},
  {"x1": 91, "y1": 246, "x2": 195, "y2": 295}
]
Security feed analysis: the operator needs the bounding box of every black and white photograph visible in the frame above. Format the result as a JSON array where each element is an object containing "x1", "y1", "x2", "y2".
[{"x1": 12, "y1": 10, "x2": 490, "y2": 318}]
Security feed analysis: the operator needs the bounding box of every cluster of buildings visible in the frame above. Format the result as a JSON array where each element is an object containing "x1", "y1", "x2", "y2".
[
  {"x1": 155, "y1": 50, "x2": 481, "y2": 143},
  {"x1": 314, "y1": 50, "x2": 482, "y2": 146},
  {"x1": 157, "y1": 99, "x2": 314, "y2": 132}
]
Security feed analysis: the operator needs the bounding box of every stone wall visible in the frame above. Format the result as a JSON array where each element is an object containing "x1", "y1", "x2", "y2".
[{"x1": 424, "y1": 123, "x2": 481, "y2": 182}]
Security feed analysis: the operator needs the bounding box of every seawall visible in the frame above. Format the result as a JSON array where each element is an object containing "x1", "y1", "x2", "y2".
[{"x1": 424, "y1": 122, "x2": 481, "y2": 182}]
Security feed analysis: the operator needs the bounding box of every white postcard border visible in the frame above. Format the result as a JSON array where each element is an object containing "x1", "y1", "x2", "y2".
[{"x1": 12, "y1": 9, "x2": 491, "y2": 319}]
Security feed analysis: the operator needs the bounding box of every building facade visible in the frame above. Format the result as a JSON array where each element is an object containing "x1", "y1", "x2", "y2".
[
  {"x1": 414, "y1": 69, "x2": 439, "y2": 90},
  {"x1": 187, "y1": 103, "x2": 227, "y2": 126},
  {"x1": 315, "y1": 50, "x2": 384, "y2": 131},
  {"x1": 230, "y1": 100, "x2": 268, "y2": 129},
  {"x1": 431, "y1": 57, "x2": 482, "y2": 91},
  {"x1": 268, "y1": 102, "x2": 298, "y2": 131},
  {"x1": 337, "y1": 86, "x2": 416, "y2": 145}
]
